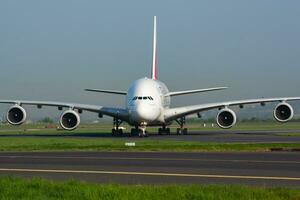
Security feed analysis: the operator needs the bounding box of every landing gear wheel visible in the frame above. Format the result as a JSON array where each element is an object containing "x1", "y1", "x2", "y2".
[
  {"x1": 130, "y1": 128, "x2": 136, "y2": 136},
  {"x1": 183, "y1": 128, "x2": 188, "y2": 135},
  {"x1": 112, "y1": 118, "x2": 123, "y2": 136},
  {"x1": 176, "y1": 128, "x2": 182, "y2": 135},
  {"x1": 175, "y1": 117, "x2": 188, "y2": 135},
  {"x1": 166, "y1": 128, "x2": 171, "y2": 135},
  {"x1": 138, "y1": 130, "x2": 148, "y2": 137},
  {"x1": 158, "y1": 126, "x2": 170, "y2": 135},
  {"x1": 112, "y1": 128, "x2": 123, "y2": 136},
  {"x1": 176, "y1": 128, "x2": 188, "y2": 135},
  {"x1": 158, "y1": 128, "x2": 162, "y2": 135}
]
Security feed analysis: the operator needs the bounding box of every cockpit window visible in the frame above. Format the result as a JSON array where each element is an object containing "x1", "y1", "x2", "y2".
[{"x1": 132, "y1": 96, "x2": 154, "y2": 101}]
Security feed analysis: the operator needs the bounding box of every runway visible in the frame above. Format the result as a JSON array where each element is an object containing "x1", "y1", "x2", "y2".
[
  {"x1": 0, "y1": 151, "x2": 299, "y2": 186},
  {"x1": 152, "y1": 129, "x2": 300, "y2": 143},
  {"x1": 1, "y1": 129, "x2": 300, "y2": 143}
]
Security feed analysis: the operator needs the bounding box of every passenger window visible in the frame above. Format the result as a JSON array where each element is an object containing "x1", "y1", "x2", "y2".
[
  {"x1": 143, "y1": 97, "x2": 147, "y2": 100},
  {"x1": 138, "y1": 97, "x2": 142, "y2": 100}
]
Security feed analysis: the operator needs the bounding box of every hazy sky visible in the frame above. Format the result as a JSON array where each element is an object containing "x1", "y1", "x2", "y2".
[{"x1": 0, "y1": 0, "x2": 299, "y2": 120}]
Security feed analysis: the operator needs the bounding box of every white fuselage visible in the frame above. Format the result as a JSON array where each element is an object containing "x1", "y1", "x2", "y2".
[{"x1": 126, "y1": 78, "x2": 170, "y2": 126}]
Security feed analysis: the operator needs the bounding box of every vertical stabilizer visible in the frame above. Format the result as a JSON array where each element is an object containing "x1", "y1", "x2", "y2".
[{"x1": 151, "y1": 16, "x2": 157, "y2": 80}]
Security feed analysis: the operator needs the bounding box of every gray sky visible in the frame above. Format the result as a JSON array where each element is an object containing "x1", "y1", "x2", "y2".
[{"x1": 0, "y1": 0, "x2": 300, "y2": 120}]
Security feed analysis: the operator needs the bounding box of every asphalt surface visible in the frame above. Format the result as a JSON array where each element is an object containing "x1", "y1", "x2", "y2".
[
  {"x1": 0, "y1": 151, "x2": 299, "y2": 186},
  {"x1": 1, "y1": 129, "x2": 300, "y2": 143},
  {"x1": 150, "y1": 130, "x2": 300, "y2": 143}
]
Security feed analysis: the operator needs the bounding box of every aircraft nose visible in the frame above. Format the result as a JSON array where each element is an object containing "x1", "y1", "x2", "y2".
[{"x1": 133, "y1": 104, "x2": 160, "y2": 122}]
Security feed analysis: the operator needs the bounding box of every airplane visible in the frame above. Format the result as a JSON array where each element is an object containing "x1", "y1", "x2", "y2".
[{"x1": 1, "y1": 16, "x2": 300, "y2": 137}]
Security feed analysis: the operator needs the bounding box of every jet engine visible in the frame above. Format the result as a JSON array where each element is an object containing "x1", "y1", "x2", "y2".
[
  {"x1": 59, "y1": 110, "x2": 80, "y2": 130},
  {"x1": 216, "y1": 108, "x2": 237, "y2": 129},
  {"x1": 6, "y1": 105, "x2": 27, "y2": 125},
  {"x1": 273, "y1": 102, "x2": 294, "y2": 122}
]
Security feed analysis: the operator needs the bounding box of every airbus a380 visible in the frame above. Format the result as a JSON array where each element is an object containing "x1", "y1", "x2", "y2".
[{"x1": 1, "y1": 16, "x2": 300, "y2": 137}]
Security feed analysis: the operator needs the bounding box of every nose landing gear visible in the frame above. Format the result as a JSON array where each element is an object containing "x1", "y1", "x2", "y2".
[
  {"x1": 130, "y1": 122, "x2": 148, "y2": 137},
  {"x1": 138, "y1": 122, "x2": 148, "y2": 137}
]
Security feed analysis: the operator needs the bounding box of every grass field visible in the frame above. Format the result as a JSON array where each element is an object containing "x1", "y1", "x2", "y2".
[
  {"x1": 0, "y1": 137, "x2": 299, "y2": 152},
  {"x1": 0, "y1": 177, "x2": 299, "y2": 200},
  {"x1": 0, "y1": 121, "x2": 299, "y2": 152}
]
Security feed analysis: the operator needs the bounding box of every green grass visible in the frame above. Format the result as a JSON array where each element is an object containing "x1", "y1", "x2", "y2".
[
  {"x1": 0, "y1": 137, "x2": 299, "y2": 152},
  {"x1": 0, "y1": 122, "x2": 299, "y2": 152},
  {"x1": 0, "y1": 177, "x2": 299, "y2": 200}
]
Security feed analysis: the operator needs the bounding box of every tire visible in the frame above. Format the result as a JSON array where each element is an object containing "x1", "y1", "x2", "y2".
[
  {"x1": 131, "y1": 128, "x2": 137, "y2": 136},
  {"x1": 130, "y1": 128, "x2": 134, "y2": 135},
  {"x1": 166, "y1": 128, "x2": 171, "y2": 135},
  {"x1": 183, "y1": 128, "x2": 188, "y2": 135},
  {"x1": 158, "y1": 128, "x2": 162, "y2": 135}
]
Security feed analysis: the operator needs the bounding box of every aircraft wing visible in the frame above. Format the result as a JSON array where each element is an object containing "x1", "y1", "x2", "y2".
[
  {"x1": 84, "y1": 89, "x2": 127, "y2": 95},
  {"x1": 164, "y1": 97, "x2": 300, "y2": 121},
  {"x1": 167, "y1": 87, "x2": 227, "y2": 97},
  {"x1": 0, "y1": 100, "x2": 129, "y2": 121}
]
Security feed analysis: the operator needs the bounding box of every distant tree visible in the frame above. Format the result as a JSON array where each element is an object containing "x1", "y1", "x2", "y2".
[{"x1": 38, "y1": 117, "x2": 54, "y2": 124}]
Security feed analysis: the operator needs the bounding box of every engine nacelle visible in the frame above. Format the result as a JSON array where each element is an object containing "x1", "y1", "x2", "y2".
[
  {"x1": 273, "y1": 102, "x2": 294, "y2": 122},
  {"x1": 59, "y1": 110, "x2": 80, "y2": 130},
  {"x1": 216, "y1": 108, "x2": 237, "y2": 129},
  {"x1": 6, "y1": 105, "x2": 27, "y2": 125}
]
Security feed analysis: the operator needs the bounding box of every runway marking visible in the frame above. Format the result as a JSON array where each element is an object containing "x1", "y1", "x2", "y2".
[
  {"x1": 0, "y1": 168, "x2": 300, "y2": 181},
  {"x1": 1, "y1": 155, "x2": 300, "y2": 165}
]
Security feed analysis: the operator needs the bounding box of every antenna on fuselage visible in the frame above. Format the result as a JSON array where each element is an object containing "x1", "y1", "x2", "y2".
[{"x1": 151, "y1": 16, "x2": 157, "y2": 80}]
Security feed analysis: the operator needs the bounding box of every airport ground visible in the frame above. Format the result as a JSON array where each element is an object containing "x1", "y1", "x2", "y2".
[
  {"x1": 0, "y1": 121, "x2": 300, "y2": 152},
  {"x1": 0, "y1": 121, "x2": 299, "y2": 199}
]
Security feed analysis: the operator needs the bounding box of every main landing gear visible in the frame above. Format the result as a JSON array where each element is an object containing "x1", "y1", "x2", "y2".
[
  {"x1": 158, "y1": 125, "x2": 170, "y2": 135},
  {"x1": 111, "y1": 118, "x2": 188, "y2": 137},
  {"x1": 111, "y1": 118, "x2": 123, "y2": 136},
  {"x1": 157, "y1": 117, "x2": 188, "y2": 135},
  {"x1": 175, "y1": 117, "x2": 188, "y2": 135}
]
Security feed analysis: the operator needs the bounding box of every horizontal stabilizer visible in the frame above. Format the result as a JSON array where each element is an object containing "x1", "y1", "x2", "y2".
[
  {"x1": 167, "y1": 87, "x2": 227, "y2": 97},
  {"x1": 85, "y1": 89, "x2": 127, "y2": 95}
]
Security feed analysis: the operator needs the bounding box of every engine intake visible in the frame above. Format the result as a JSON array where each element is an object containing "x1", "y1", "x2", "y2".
[
  {"x1": 59, "y1": 110, "x2": 80, "y2": 130},
  {"x1": 273, "y1": 102, "x2": 294, "y2": 122},
  {"x1": 7, "y1": 105, "x2": 27, "y2": 125},
  {"x1": 216, "y1": 108, "x2": 237, "y2": 129}
]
